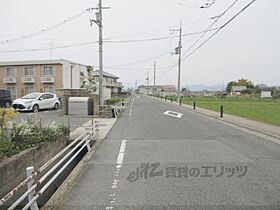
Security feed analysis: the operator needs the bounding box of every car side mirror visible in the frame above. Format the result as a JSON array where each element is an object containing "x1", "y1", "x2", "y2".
[{"x1": 39, "y1": 98, "x2": 43, "y2": 101}]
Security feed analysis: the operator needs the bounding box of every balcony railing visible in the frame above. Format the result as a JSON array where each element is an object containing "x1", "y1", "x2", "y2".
[
  {"x1": 22, "y1": 77, "x2": 35, "y2": 83},
  {"x1": 3, "y1": 77, "x2": 16, "y2": 83},
  {"x1": 41, "y1": 76, "x2": 54, "y2": 83},
  {"x1": 105, "y1": 81, "x2": 122, "y2": 88}
]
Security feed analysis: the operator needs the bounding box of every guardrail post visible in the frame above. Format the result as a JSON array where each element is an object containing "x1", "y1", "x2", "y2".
[
  {"x1": 179, "y1": 99, "x2": 182, "y2": 106},
  {"x1": 26, "y1": 167, "x2": 39, "y2": 210},
  {"x1": 171, "y1": 98, "x2": 173, "y2": 103},
  {"x1": 220, "y1": 105, "x2": 224, "y2": 118},
  {"x1": 193, "y1": 102, "x2": 196, "y2": 110},
  {"x1": 67, "y1": 118, "x2": 70, "y2": 138}
]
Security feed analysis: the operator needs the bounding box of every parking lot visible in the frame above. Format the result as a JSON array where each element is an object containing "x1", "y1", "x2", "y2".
[{"x1": 13, "y1": 109, "x2": 93, "y2": 131}]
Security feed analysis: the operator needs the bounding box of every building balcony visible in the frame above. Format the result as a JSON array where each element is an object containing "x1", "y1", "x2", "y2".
[
  {"x1": 41, "y1": 76, "x2": 54, "y2": 83},
  {"x1": 22, "y1": 76, "x2": 35, "y2": 83},
  {"x1": 3, "y1": 77, "x2": 16, "y2": 84},
  {"x1": 116, "y1": 82, "x2": 122, "y2": 87},
  {"x1": 105, "y1": 81, "x2": 122, "y2": 88}
]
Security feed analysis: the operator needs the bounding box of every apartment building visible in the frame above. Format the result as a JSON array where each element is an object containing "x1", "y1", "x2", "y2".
[
  {"x1": 92, "y1": 70, "x2": 123, "y2": 97},
  {"x1": 0, "y1": 59, "x2": 87, "y2": 99}
]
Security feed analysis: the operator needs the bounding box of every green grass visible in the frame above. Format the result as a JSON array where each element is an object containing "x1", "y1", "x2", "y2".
[{"x1": 181, "y1": 96, "x2": 280, "y2": 126}]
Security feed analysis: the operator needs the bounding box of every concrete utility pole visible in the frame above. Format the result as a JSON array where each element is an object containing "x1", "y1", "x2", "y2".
[
  {"x1": 170, "y1": 22, "x2": 182, "y2": 103},
  {"x1": 90, "y1": 0, "x2": 110, "y2": 105},
  {"x1": 98, "y1": 0, "x2": 104, "y2": 105},
  {"x1": 154, "y1": 61, "x2": 156, "y2": 87}
]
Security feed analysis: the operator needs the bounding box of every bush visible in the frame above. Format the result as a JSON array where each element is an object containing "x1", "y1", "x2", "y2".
[
  {"x1": 0, "y1": 121, "x2": 68, "y2": 160},
  {"x1": 0, "y1": 135, "x2": 18, "y2": 160},
  {"x1": 0, "y1": 108, "x2": 17, "y2": 133}
]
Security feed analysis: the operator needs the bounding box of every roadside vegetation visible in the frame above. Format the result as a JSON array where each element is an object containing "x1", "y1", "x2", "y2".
[
  {"x1": 0, "y1": 108, "x2": 69, "y2": 161},
  {"x1": 181, "y1": 96, "x2": 280, "y2": 126}
]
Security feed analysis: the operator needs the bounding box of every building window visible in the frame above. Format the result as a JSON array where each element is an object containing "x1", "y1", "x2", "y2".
[
  {"x1": 6, "y1": 67, "x2": 16, "y2": 76},
  {"x1": 24, "y1": 66, "x2": 35, "y2": 76},
  {"x1": 24, "y1": 86, "x2": 35, "y2": 95},
  {"x1": 43, "y1": 66, "x2": 55, "y2": 76},
  {"x1": 7, "y1": 86, "x2": 17, "y2": 100},
  {"x1": 43, "y1": 86, "x2": 54, "y2": 93}
]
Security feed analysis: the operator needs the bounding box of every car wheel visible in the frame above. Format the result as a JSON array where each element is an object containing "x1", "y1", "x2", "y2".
[
  {"x1": 33, "y1": 104, "x2": 39, "y2": 112},
  {"x1": 53, "y1": 103, "x2": 59, "y2": 110}
]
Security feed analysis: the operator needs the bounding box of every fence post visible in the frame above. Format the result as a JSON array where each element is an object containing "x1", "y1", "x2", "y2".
[
  {"x1": 67, "y1": 118, "x2": 70, "y2": 138},
  {"x1": 179, "y1": 99, "x2": 182, "y2": 106},
  {"x1": 193, "y1": 102, "x2": 196, "y2": 110},
  {"x1": 171, "y1": 98, "x2": 173, "y2": 103},
  {"x1": 165, "y1": 96, "x2": 167, "y2": 101},
  {"x1": 161, "y1": 96, "x2": 162, "y2": 100},
  {"x1": 26, "y1": 167, "x2": 39, "y2": 210},
  {"x1": 220, "y1": 105, "x2": 224, "y2": 118}
]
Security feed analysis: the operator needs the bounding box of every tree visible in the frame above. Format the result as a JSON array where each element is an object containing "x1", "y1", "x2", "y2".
[
  {"x1": 0, "y1": 108, "x2": 17, "y2": 133},
  {"x1": 226, "y1": 81, "x2": 237, "y2": 93},
  {"x1": 80, "y1": 66, "x2": 98, "y2": 92},
  {"x1": 236, "y1": 78, "x2": 254, "y2": 89},
  {"x1": 226, "y1": 78, "x2": 255, "y2": 93}
]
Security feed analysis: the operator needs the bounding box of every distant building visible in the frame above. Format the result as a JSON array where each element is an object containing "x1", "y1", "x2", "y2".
[
  {"x1": 138, "y1": 85, "x2": 177, "y2": 96},
  {"x1": 231, "y1": 86, "x2": 247, "y2": 95},
  {"x1": 0, "y1": 59, "x2": 87, "y2": 99},
  {"x1": 261, "y1": 91, "x2": 272, "y2": 98},
  {"x1": 91, "y1": 70, "x2": 122, "y2": 98}
]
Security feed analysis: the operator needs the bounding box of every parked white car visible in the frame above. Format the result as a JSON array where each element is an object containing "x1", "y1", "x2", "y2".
[{"x1": 12, "y1": 92, "x2": 60, "y2": 112}]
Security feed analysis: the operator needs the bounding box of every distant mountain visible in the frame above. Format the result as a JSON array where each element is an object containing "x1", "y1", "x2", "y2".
[{"x1": 184, "y1": 84, "x2": 224, "y2": 91}]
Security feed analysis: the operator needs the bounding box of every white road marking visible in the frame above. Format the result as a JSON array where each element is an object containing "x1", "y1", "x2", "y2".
[
  {"x1": 129, "y1": 97, "x2": 135, "y2": 117},
  {"x1": 106, "y1": 139, "x2": 127, "y2": 210},
  {"x1": 163, "y1": 110, "x2": 183, "y2": 119}
]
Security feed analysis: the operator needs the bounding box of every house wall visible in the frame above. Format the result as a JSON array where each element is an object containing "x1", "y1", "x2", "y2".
[
  {"x1": 62, "y1": 62, "x2": 85, "y2": 89},
  {"x1": 0, "y1": 64, "x2": 64, "y2": 98}
]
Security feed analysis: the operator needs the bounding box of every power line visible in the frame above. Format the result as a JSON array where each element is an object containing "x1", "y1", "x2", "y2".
[
  {"x1": 154, "y1": 0, "x2": 256, "y2": 77},
  {"x1": 0, "y1": 9, "x2": 91, "y2": 45},
  {"x1": 108, "y1": 17, "x2": 212, "y2": 40},
  {"x1": 104, "y1": 28, "x2": 219, "y2": 44},
  {"x1": 182, "y1": 0, "x2": 258, "y2": 61},
  {"x1": 0, "y1": 28, "x2": 219, "y2": 53},
  {"x1": 107, "y1": 50, "x2": 171, "y2": 68},
  {"x1": 0, "y1": 41, "x2": 99, "y2": 53},
  {"x1": 181, "y1": 0, "x2": 240, "y2": 58}
]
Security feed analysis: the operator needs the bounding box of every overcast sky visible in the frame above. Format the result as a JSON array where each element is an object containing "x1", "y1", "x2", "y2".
[{"x1": 0, "y1": 0, "x2": 279, "y2": 88}]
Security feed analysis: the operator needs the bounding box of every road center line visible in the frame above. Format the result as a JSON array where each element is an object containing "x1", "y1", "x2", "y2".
[
  {"x1": 106, "y1": 139, "x2": 127, "y2": 210},
  {"x1": 129, "y1": 97, "x2": 135, "y2": 117}
]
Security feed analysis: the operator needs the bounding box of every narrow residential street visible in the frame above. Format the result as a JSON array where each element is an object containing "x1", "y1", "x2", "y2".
[{"x1": 62, "y1": 95, "x2": 280, "y2": 210}]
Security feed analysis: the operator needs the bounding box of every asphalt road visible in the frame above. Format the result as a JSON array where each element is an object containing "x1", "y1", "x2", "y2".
[{"x1": 62, "y1": 95, "x2": 280, "y2": 210}]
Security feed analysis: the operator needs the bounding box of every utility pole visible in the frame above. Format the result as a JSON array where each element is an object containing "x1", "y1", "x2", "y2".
[
  {"x1": 170, "y1": 22, "x2": 182, "y2": 103},
  {"x1": 154, "y1": 61, "x2": 156, "y2": 87},
  {"x1": 90, "y1": 0, "x2": 110, "y2": 106},
  {"x1": 49, "y1": 38, "x2": 55, "y2": 60},
  {"x1": 153, "y1": 61, "x2": 156, "y2": 96},
  {"x1": 135, "y1": 80, "x2": 138, "y2": 91},
  {"x1": 98, "y1": 0, "x2": 104, "y2": 105}
]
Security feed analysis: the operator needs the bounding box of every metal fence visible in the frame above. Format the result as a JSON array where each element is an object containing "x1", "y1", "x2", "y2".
[{"x1": 0, "y1": 122, "x2": 99, "y2": 210}]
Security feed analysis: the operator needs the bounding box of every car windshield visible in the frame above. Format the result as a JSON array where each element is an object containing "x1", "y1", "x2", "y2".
[{"x1": 22, "y1": 93, "x2": 41, "y2": 99}]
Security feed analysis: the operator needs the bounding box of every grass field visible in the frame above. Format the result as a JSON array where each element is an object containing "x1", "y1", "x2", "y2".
[{"x1": 180, "y1": 96, "x2": 280, "y2": 126}]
